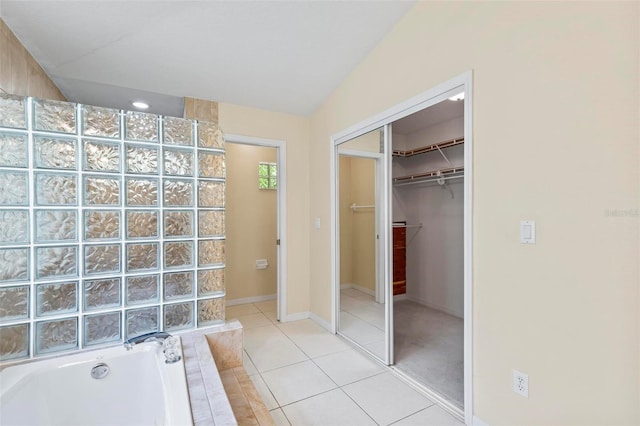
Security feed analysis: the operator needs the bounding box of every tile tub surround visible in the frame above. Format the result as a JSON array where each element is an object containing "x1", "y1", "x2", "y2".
[{"x1": 182, "y1": 322, "x2": 243, "y2": 426}]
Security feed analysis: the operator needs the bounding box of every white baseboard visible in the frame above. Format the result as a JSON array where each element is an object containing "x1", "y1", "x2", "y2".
[
  {"x1": 226, "y1": 294, "x2": 277, "y2": 306},
  {"x1": 285, "y1": 311, "x2": 310, "y2": 322},
  {"x1": 393, "y1": 293, "x2": 409, "y2": 301},
  {"x1": 473, "y1": 416, "x2": 489, "y2": 426},
  {"x1": 341, "y1": 283, "x2": 375, "y2": 297},
  {"x1": 406, "y1": 294, "x2": 463, "y2": 319},
  {"x1": 309, "y1": 312, "x2": 332, "y2": 332}
]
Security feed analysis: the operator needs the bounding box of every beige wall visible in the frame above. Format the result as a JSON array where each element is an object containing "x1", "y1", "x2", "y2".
[
  {"x1": 339, "y1": 156, "x2": 376, "y2": 292},
  {"x1": 225, "y1": 143, "x2": 277, "y2": 301},
  {"x1": 350, "y1": 157, "x2": 376, "y2": 292},
  {"x1": 218, "y1": 102, "x2": 311, "y2": 316},
  {"x1": 339, "y1": 156, "x2": 353, "y2": 285},
  {"x1": 310, "y1": 2, "x2": 639, "y2": 424},
  {"x1": 0, "y1": 18, "x2": 65, "y2": 100}
]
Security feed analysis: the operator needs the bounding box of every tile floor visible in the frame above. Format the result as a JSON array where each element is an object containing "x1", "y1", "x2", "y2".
[{"x1": 226, "y1": 300, "x2": 463, "y2": 426}]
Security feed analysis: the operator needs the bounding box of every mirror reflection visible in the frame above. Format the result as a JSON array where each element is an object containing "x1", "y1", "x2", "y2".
[{"x1": 337, "y1": 127, "x2": 386, "y2": 360}]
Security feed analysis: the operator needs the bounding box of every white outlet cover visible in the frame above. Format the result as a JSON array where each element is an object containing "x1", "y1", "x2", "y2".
[{"x1": 513, "y1": 369, "x2": 529, "y2": 398}]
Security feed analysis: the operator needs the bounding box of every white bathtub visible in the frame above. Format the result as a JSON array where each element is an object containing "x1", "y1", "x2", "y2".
[{"x1": 0, "y1": 339, "x2": 193, "y2": 426}]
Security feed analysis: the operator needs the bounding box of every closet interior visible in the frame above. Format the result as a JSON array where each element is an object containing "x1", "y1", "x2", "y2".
[{"x1": 392, "y1": 98, "x2": 465, "y2": 409}]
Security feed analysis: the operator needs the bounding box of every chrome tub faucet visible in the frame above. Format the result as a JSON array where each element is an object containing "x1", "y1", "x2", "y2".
[{"x1": 124, "y1": 331, "x2": 181, "y2": 363}]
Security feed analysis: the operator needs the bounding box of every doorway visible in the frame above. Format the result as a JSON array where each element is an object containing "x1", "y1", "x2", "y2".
[
  {"x1": 225, "y1": 135, "x2": 287, "y2": 322},
  {"x1": 331, "y1": 72, "x2": 473, "y2": 422}
]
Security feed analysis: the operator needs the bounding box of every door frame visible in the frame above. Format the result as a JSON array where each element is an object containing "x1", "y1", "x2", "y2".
[
  {"x1": 329, "y1": 71, "x2": 473, "y2": 423},
  {"x1": 225, "y1": 134, "x2": 288, "y2": 322}
]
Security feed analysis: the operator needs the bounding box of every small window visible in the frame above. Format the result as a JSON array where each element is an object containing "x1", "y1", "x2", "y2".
[{"x1": 258, "y1": 162, "x2": 277, "y2": 190}]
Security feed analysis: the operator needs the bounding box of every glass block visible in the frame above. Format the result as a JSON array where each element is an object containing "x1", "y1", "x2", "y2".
[
  {"x1": 164, "y1": 241, "x2": 194, "y2": 269},
  {"x1": 35, "y1": 317, "x2": 78, "y2": 355},
  {"x1": 0, "y1": 171, "x2": 28, "y2": 206},
  {"x1": 164, "y1": 302, "x2": 194, "y2": 332},
  {"x1": 82, "y1": 105, "x2": 120, "y2": 138},
  {"x1": 198, "y1": 240, "x2": 225, "y2": 267},
  {"x1": 0, "y1": 248, "x2": 28, "y2": 282},
  {"x1": 164, "y1": 148, "x2": 194, "y2": 176},
  {"x1": 164, "y1": 210, "x2": 193, "y2": 238},
  {"x1": 126, "y1": 144, "x2": 158, "y2": 174},
  {"x1": 0, "y1": 94, "x2": 26, "y2": 129},
  {"x1": 84, "y1": 210, "x2": 120, "y2": 240},
  {"x1": 163, "y1": 116, "x2": 193, "y2": 146},
  {"x1": 126, "y1": 306, "x2": 159, "y2": 339},
  {"x1": 0, "y1": 132, "x2": 28, "y2": 167},
  {"x1": 36, "y1": 246, "x2": 77, "y2": 279},
  {"x1": 198, "y1": 152, "x2": 225, "y2": 178},
  {"x1": 0, "y1": 285, "x2": 29, "y2": 322},
  {"x1": 36, "y1": 281, "x2": 78, "y2": 317},
  {"x1": 125, "y1": 111, "x2": 158, "y2": 142},
  {"x1": 83, "y1": 140, "x2": 120, "y2": 173},
  {"x1": 198, "y1": 121, "x2": 225, "y2": 149},
  {"x1": 126, "y1": 242, "x2": 159, "y2": 272},
  {"x1": 164, "y1": 271, "x2": 194, "y2": 300},
  {"x1": 84, "y1": 278, "x2": 121, "y2": 311},
  {"x1": 84, "y1": 312, "x2": 121, "y2": 346},
  {"x1": 164, "y1": 179, "x2": 193, "y2": 207},
  {"x1": 34, "y1": 136, "x2": 77, "y2": 170},
  {"x1": 126, "y1": 211, "x2": 158, "y2": 239},
  {"x1": 126, "y1": 275, "x2": 159, "y2": 305},
  {"x1": 198, "y1": 269, "x2": 224, "y2": 296},
  {"x1": 126, "y1": 177, "x2": 158, "y2": 206},
  {"x1": 0, "y1": 323, "x2": 29, "y2": 361},
  {"x1": 33, "y1": 98, "x2": 76, "y2": 134},
  {"x1": 84, "y1": 244, "x2": 121, "y2": 275},
  {"x1": 198, "y1": 180, "x2": 225, "y2": 208},
  {"x1": 198, "y1": 298, "x2": 224, "y2": 326},
  {"x1": 84, "y1": 175, "x2": 120, "y2": 205},
  {"x1": 0, "y1": 210, "x2": 28, "y2": 245},
  {"x1": 198, "y1": 210, "x2": 224, "y2": 238},
  {"x1": 35, "y1": 210, "x2": 76, "y2": 243},
  {"x1": 35, "y1": 172, "x2": 76, "y2": 206}
]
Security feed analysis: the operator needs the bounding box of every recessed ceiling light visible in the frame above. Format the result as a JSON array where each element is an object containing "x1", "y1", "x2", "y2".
[
  {"x1": 132, "y1": 101, "x2": 149, "y2": 109},
  {"x1": 448, "y1": 93, "x2": 464, "y2": 101}
]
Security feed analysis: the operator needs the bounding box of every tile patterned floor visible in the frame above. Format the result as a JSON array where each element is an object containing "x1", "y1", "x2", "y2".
[{"x1": 227, "y1": 301, "x2": 463, "y2": 426}]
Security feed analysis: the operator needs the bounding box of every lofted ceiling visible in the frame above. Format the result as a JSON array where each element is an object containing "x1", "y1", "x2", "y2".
[{"x1": 0, "y1": 0, "x2": 415, "y2": 116}]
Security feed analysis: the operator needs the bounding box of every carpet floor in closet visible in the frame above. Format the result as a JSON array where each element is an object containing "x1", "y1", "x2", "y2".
[{"x1": 340, "y1": 288, "x2": 464, "y2": 409}]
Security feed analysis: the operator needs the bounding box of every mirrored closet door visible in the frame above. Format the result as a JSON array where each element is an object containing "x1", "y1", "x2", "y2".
[{"x1": 335, "y1": 126, "x2": 392, "y2": 364}]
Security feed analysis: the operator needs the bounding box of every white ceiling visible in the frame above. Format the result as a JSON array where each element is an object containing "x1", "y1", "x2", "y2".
[
  {"x1": 393, "y1": 98, "x2": 464, "y2": 135},
  {"x1": 0, "y1": 0, "x2": 415, "y2": 116}
]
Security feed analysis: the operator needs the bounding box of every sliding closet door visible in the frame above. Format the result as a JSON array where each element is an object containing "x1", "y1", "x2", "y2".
[{"x1": 335, "y1": 125, "x2": 393, "y2": 365}]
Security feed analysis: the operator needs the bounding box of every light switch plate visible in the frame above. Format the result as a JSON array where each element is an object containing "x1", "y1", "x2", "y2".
[{"x1": 520, "y1": 220, "x2": 536, "y2": 244}]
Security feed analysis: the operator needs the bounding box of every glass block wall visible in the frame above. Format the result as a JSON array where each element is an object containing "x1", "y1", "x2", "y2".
[{"x1": 0, "y1": 95, "x2": 226, "y2": 362}]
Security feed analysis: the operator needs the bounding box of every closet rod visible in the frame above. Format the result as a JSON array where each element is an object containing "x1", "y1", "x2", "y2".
[
  {"x1": 393, "y1": 173, "x2": 463, "y2": 187},
  {"x1": 350, "y1": 203, "x2": 375, "y2": 211},
  {"x1": 393, "y1": 166, "x2": 464, "y2": 184}
]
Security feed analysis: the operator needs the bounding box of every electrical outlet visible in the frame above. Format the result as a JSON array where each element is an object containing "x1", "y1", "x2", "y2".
[{"x1": 513, "y1": 370, "x2": 529, "y2": 397}]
